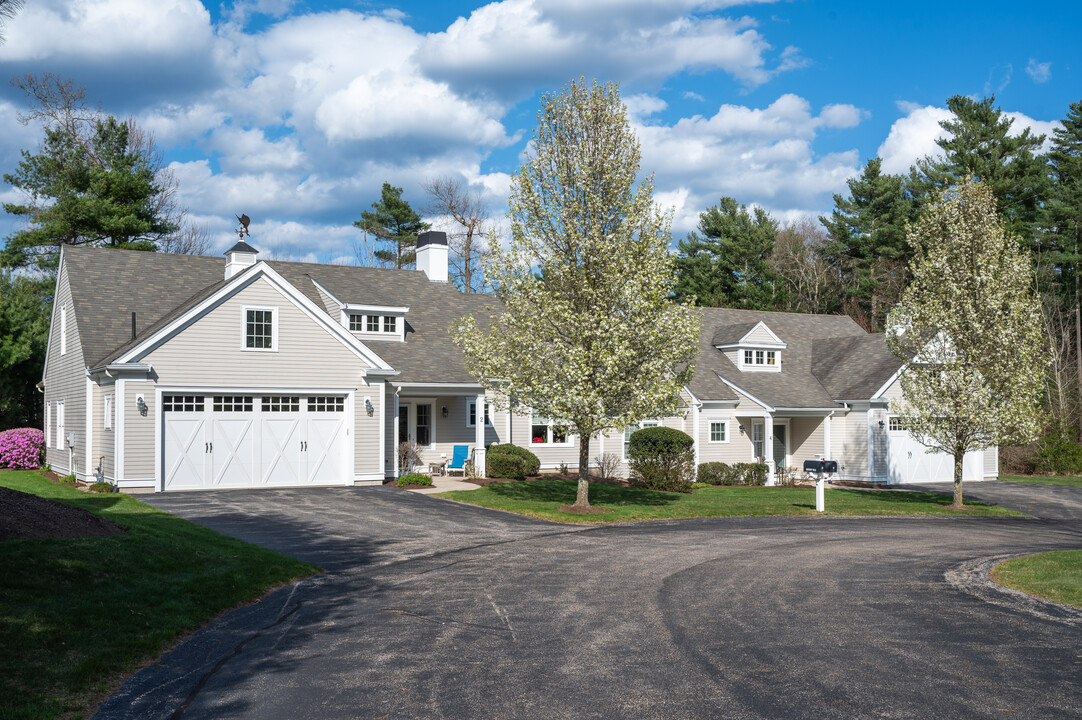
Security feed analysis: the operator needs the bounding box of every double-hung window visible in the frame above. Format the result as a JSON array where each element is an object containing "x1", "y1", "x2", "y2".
[
  {"x1": 243, "y1": 306, "x2": 277, "y2": 351},
  {"x1": 531, "y1": 411, "x2": 569, "y2": 445},
  {"x1": 709, "y1": 419, "x2": 728, "y2": 443}
]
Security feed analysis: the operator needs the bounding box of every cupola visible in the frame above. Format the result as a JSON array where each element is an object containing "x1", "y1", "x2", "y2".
[{"x1": 224, "y1": 240, "x2": 259, "y2": 279}]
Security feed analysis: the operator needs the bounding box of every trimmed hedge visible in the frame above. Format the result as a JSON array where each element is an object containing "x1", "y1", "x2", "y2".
[
  {"x1": 486, "y1": 452, "x2": 526, "y2": 480},
  {"x1": 695, "y1": 461, "x2": 769, "y2": 486},
  {"x1": 487, "y1": 444, "x2": 540, "y2": 476},
  {"x1": 396, "y1": 473, "x2": 433, "y2": 487},
  {"x1": 628, "y1": 426, "x2": 695, "y2": 493}
]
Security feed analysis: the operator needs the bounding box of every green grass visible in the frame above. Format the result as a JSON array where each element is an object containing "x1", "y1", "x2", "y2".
[
  {"x1": 0, "y1": 471, "x2": 319, "y2": 720},
  {"x1": 434, "y1": 478, "x2": 1019, "y2": 524},
  {"x1": 1001, "y1": 474, "x2": 1082, "y2": 487},
  {"x1": 992, "y1": 550, "x2": 1082, "y2": 609}
]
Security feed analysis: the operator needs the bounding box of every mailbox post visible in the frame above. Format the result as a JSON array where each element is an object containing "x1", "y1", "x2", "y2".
[
  {"x1": 816, "y1": 476, "x2": 825, "y2": 512},
  {"x1": 803, "y1": 459, "x2": 837, "y2": 513}
]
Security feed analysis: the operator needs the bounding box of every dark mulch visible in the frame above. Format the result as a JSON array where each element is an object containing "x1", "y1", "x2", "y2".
[{"x1": 0, "y1": 486, "x2": 126, "y2": 541}]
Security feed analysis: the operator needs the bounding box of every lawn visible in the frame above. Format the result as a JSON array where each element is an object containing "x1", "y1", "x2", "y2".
[
  {"x1": 1001, "y1": 474, "x2": 1082, "y2": 487},
  {"x1": 434, "y1": 478, "x2": 1018, "y2": 523},
  {"x1": 0, "y1": 471, "x2": 319, "y2": 720},
  {"x1": 992, "y1": 550, "x2": 1082, "y2": 609}
]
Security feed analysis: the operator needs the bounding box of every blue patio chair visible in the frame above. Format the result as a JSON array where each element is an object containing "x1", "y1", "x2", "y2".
[{"x1": 447, "y1": 445, "x2": 469, "y2": 477}]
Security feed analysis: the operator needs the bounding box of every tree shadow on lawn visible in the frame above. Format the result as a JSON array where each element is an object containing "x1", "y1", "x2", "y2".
[
  {"x1": 484, "y1": 479, "x2": 678, "y2": 507},
  {"x1": 833, "y1": 488, "x2": 996, "y2": 510}
]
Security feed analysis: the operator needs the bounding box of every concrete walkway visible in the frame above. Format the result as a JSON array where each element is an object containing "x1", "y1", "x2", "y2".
[{"x1": 408, "y1": 474, "x2": 481, "y2": 494}]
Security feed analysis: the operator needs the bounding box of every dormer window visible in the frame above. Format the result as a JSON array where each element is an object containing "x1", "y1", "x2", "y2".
[
  {"x1": 714, "y1": 320, "x2": 785, "y2": 373},
  {"x1": 342, "y1": 304, "x2": 409, "y2": 342}
]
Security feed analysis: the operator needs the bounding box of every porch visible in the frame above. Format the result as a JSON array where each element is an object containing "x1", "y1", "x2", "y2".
[
  {"x1": 734, "y1": 412, "x2": 836, "y2": 486},
  {"x1": 390, "y1": 384, "x2": 500, "y2": 478}
]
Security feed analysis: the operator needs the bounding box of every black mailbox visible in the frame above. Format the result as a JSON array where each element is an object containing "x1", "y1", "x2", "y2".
[
  {"x1": 803, "y1": 460, "x2": 824, "y2": 474},
  {"x1": 822, "y1": 460, "x2": 838, "y2": 474}
]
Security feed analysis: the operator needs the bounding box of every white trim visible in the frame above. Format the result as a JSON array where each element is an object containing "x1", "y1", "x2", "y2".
[
  {"x1": 85, "y1": 376, "x2": 93, "y2": 482},
  {"x1": 740, "y1": 321, "x2": 786, "y2": 347},
  {"x1": 692, "y1": 405, "x2": 701, "y2": 466},
  {"x1": 241, "y1": 304, "x2": 279, "y2": 353},
  {"x1": 871, "y1": 365, "x2": 906, "y2": 401},
  {"x1": 154, "y1": 386, "x2": 163, "y2": 491},
  {"x1": 392, "y1": 382, "x2": 485, "y2": 391},
  {"x1": 707, "y1": 418, "x2": 730, "y2": 444},
  {"x1": 308, "y1": 277, "x2": 344, "y2": 309},
  {"x1": 392, "y1": 393, "x2": 400, "y2": 476},
  {"x1": 353, "y1": 473, "x2": 384, "y2": 486},
  {"x1": 41, "y1": 247, "x2": 64, "y2": 382},
  {"x1": 505, "y1": 395, "x2": 512, "y2": 444},
  {"x1": 118, "y1": 479, "x2": 156, "y2": 488},
  {"x1": 115, "y1": 379, "x2": 125, "y2": 484},
  {"x1": 867, "y1": 410, "x2": 875, "y2": 479},
  {"x1": 55, "y1": 399, "x2": 65, "y2": 451},
  {"x1": 824, "y1": 413, "x2": 832, "y2": 458},
  {"x1": 528, "y1": 411, "x2": 575, "y2": 448},
  {"x1": 45, "y1": 403, "x2": 51, "y2": 449},
  {"x1": 59, "y1": 304, "x2": 67, "y2": 355},
  {"x1": 342, "y1": 303, "x2": 410, "y2": 314},
  {"x1": 343, "y1": 309, "x2": 407, "y2": 342},
  {"x1": 104, "y1": 393, "x2": 113, "y2": 430},
  {"x1": 114, "y1": 262, "x2": 393, "y2": 372},
  {"x1": 378, "y1": 381, "x2": 386, "y2": 477},
  {"x1": 713, "y1": 373, "x2": 775, "y2": 412}
]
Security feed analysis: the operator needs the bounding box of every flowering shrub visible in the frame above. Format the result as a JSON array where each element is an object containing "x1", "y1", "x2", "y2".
[{"x1": 0, "y1": 428, "x2": 46, "y2": 470}]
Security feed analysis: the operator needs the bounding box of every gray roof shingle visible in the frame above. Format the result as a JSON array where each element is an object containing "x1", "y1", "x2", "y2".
[{"x1": 63, "y1": 246, "x2": 900, "y2": 402}]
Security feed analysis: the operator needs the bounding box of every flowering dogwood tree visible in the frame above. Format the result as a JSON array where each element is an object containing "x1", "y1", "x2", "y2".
[
  {"x1": 454, "y1": 79, "x2": 700, "y2": 509},
  {"x1": 887, "y1": 179, "x2": 1046, "y2": 507}
]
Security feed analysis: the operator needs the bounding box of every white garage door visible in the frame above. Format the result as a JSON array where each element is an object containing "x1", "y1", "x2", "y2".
[
  {"x1": 886, "y1": 417, "x2": 981, "y2": 484},
  {"x1": 163, "y1": 394, "x2": 349, "y2": 490}
]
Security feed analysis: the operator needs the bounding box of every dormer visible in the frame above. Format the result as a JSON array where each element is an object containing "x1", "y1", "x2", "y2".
[
  {"x1": 713, "y1": 320, "x2": 786, "y2": 373},
  {"x1": 340, "y1": 304, "x2": 409, "y2": 343}
]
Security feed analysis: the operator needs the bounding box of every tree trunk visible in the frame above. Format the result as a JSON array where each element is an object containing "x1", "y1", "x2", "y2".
[
  {"x1": 573, "y1": 436, "x2": 591, "y2": 509},
  {"x1": 952, "y1": 451, "x2": 964, "y2": 509},
  {"x1": 1075, "y1": 277, "x2": 1081, "y2": 442}
]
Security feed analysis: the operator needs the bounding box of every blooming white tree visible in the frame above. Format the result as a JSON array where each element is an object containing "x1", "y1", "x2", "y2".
[
  {"x1": 454, "y1": 78, "x2": 700, "y2": 509},
  {"x1": 887, "y1": 179, "x2": 1047, "y2": 507}
]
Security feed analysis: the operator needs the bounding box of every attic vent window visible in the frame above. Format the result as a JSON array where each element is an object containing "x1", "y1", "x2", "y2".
[{"x1": 346, "y1": 312, "x2": 402, "y2": 337}]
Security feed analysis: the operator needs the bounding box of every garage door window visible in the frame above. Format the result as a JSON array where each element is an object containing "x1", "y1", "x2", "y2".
[
  {"x1": 308, "y1": 396, "x2": 345, "y2": 412},
  {"x1": 262, "y1": 396, "x2": 300, "y2": 412},
  {"x1": 888, "y1": 416, "x2": 908, "y2": 432},
  {"x1": 163, "y1": 395, "x2": 204, "y2": 412},
  {"x1": 214, "y1": 396, "x2": 253, "y2": 412}
]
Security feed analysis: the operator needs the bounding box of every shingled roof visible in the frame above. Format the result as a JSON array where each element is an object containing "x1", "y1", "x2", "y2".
[
  {"x1": 689, "y1": 307, "x2": 896, "y2": 408},
  {"x1": 63, "y1": 246, "x2": 900, "y2": 402}
]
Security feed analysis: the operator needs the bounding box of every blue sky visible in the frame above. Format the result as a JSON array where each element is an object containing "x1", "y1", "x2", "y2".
[{"x1": 1, "y1": 0, "x2": 1078, "y2": 263}]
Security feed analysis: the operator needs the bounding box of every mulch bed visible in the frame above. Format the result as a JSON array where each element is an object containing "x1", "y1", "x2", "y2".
[{"x1": 0, "y1": 485, "x2": 126, "y2": 541}]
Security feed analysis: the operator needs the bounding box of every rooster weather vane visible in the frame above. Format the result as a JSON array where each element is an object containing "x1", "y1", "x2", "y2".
[{"x1": 235, "y1": 214, "x2": 251, "y2": 238}]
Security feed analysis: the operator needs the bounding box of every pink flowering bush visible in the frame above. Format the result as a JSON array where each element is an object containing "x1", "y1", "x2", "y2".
[{"x1": 0, "y1": 428, "x2": 46, "y2": 470}]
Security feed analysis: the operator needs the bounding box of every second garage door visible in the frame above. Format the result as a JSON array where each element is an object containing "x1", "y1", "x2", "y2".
[{"x1": 163, "y1": 393, "x2": 350, "y2": 490}]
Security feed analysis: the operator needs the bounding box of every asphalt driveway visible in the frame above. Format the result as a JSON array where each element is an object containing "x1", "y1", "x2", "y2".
[{"x1": 95, "y1": 482, "x2": 1082, "y2": 719}]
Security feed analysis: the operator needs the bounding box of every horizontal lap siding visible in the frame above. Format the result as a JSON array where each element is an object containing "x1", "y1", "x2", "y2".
[
  {"x1": 832, "y1": 411, "x2": 868, "y2": 477},
  {"x1": 98, "y1": 385, "x2": 115, "y2": 483},
  {"x1": 984, "y1": 448, "x2": 998, "y2": 476},
  {"x1": 698, "y1": 415, "x2": 754, "y2": 465},
  {"x1": 788, "y1": 417, "x2": 824, "y2": 467},
  {"x1": 744, "y1": 325, "x2": 778, "y2": 344},
  {"x1": 124, "y1": 380, "x2": 157, "y2": 480},
  {"x1": 416, "y1": 394, "x2": 505, "y2": 468},
  {"x1": 135, "y1": 277, "x2": 379, "y2": 478},
  {"x1": 44, "y1": 264, "x2": 86, "y2": 477}
]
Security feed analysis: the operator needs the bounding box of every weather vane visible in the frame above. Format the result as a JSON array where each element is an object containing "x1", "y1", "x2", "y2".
[{"x1": 235, "y1": 214, "x2": 251, "y2": 238}]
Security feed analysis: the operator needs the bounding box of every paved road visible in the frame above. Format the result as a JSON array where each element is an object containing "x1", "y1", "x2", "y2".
[{"x1": 95, "y1": 483, "x2": 1082, "y2": 719}]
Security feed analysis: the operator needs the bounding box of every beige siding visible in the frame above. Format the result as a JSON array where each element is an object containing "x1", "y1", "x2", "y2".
[
  {"x1": 879, "y1": 375, "x2": 904, "y2": 403},
  {"x1": 385, "y1": 385, "x2": 395, "y2": 475},
  {"x1": 314, "y1": 285, "x2": 340, "y2": 316},
  {"x1": 410, "y1": 393, "x2": 507, "y2": 469},
  {"x1": 744, "y1": 324, "x2": 779, "y2": 345},
  {"x1": 98, "y1": 384, "x2": 116, "y2": 482},
  {"x1": 698, "y1": 414, "x2": 755, "y2": 465},
  {"x1": 722, "y1": 348, "x2": 739, "y2": 366},
  {"x1": 43, "y1": 262, "x2": 87, "y2": 477},
  {"x1": 131, "y1": 276, "x2": 380, "y2": 479},
  {"x1": 984, "y1": 448, "x2": 998, "y2": 476},
  {"x1": 831, "y1": 410, "x2": 868, "y2": 477},
  {"x1": 123, "y1": 380, "x2": 157, "y2": 480},
  {"x1": 788, "y1": 417, "x2": 825, "y2": 467},
  {"x1": 870, "y1": 407, "x2": 889, "y2": 477}
]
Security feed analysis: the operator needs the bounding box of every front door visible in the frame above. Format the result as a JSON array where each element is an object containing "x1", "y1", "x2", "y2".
[
  {"x1": 773, "y1": 423, "x2": 788, "y2": 471},
  {"x1": 398, "y1": 404, "x2": 411, "y2": 444}
]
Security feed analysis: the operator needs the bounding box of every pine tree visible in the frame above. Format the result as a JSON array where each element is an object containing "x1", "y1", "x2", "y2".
[
  {"x1": 820, "y1": 157, "x2": 915, "y2": 330},
  {"x1": 354, "y1": 183, "x2": 429, "y2": 269},
  {"x1": 673, "y1": 197, "x2": 780, "y2": 309},
  {"x1": 909, "y1": 95, "x2": 1049, "y2": 245}
]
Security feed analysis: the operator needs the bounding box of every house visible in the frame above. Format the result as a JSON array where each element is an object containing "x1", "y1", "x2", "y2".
[{"x1": 40, "y1": 234, "x2": 997, "y2": 492}]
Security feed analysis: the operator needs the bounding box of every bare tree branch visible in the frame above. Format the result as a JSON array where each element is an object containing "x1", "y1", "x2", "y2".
[{"x1": 423, "y1": 176, "x2": 492, "y2": 292}]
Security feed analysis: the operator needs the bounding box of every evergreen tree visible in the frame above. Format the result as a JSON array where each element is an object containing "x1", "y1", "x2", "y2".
[
  {"x1": 0, "y1": 272, "x2": 50, "y2": 429},
  {"x1": 1043, "y1": 100, "x2": 1082, "y2": 440},
  {"x1": 820, "y1": 157, "x2": 915, "y2": 330},
  {"x1": 909, "y1": 95, "x2": 1049, "y2": 244},
  {"x1": 3, "y1": 117, "x2": 178, "y2": 272},
  {"x1": 674, "y1": 197, "x2": 780, "y2": 309},
  {"x1": 354, "y1": 183, "x2": 430, "y2": 269}
]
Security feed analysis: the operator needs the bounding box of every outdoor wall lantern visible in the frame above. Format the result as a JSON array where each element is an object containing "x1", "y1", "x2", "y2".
[
  {"x1": 363, "y1": 396, "x2": 374, "y2": 416},
  {"x1": 442, "y1": 406, "x2": 449, "y2": 418},
  {"x1": 739, "y1": 424, "x2": 745, "y2": 434},
  {"x1": 878, "y1": 420, "x2": 885, "y2": 428},
  {"x1": 136, "y1": 395, "x2": 148, "y2": 416}
]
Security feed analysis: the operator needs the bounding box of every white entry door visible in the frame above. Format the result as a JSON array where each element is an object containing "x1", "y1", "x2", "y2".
[{"x1": 163, "y1": 393, "x2": 350, "y2": 491}]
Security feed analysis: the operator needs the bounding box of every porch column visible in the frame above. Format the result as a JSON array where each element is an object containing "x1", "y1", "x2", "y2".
[
  {"x1": 823, "y1": 414, "x2": 832, "y2": 459},
  {"x1": 475, "y1": 393, "x2": 487, "y2": 477},
  {"x1": 392, "y1": 393, "x2": 400, "y2": 477},
  {"x1": 764, "y1": 413, "x2": 775, "y2": 486}
]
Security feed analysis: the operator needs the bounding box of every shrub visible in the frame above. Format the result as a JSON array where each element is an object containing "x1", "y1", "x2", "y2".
[
  {"x1": 1036, "y1": 430, "x2": 1082, "y2": 475},
  {"x1": 88, "y1": 482, "x2": 115, "y2": 493},
  {"x1": 628, "y1": 426, "x2": 695, "y2": 493},
  {"x1": 732, "y1": 462, "x2": 769, "y2": 486},
  {"x1": 486, "y1": 453, "x2": 526, "y2": 480},
  {"x1": 0, "y1": 427, "x2": 45, "y2": 470},
  {"x1": 396, "y1": 473, "x2": 433, "y2": 487},
  {"x1": 697, "y1": 461, "x2": 731, "y2": 485},
  {"x1": 594, "y1": 452, "x2": 621, "y2": 481},
  {"x1": 59, "y1": 474, "x2": 76, "y2": 484},
  {"x1": 488, "y1": 444, "x2": 540, "y2": 476}
]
